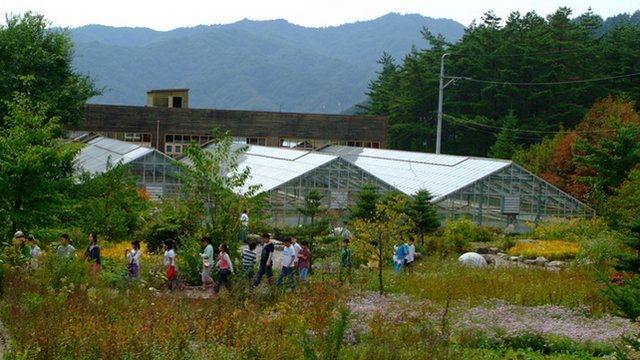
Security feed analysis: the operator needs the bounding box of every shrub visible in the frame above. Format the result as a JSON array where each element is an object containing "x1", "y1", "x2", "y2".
[
  {"x1": 529, "y1": 217, "x2": 609, "y2": 243},
  {"x1": 443, "y1": 217, "x2": 475, "y2": 252},
  {"x1": 507, "y1": 240, "x2": 580, "y2": 260}
]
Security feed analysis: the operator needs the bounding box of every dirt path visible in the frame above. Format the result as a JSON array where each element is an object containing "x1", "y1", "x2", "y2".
[{"x1": 0, "y1": 320, "x2": 10, "y2": 359}]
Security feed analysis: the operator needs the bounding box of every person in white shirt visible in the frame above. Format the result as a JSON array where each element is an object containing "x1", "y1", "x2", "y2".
[
  {"x1": 276, "y1": 237, "x2": 296, "y2": 288},
  {"x1": 28, "y1": 236, "x2": 42, "y2": 270},
  {"x1": 125, "y1": 240, "x2": 142, "y2": 277},
  {"x1": 291, "y1": 236, "x2": 302, "y2": 271},
  {"x1": 164, "y1": 239, "x2": 177, "y2": 290},
  {"x1": 406, "y1": 237, "x2": 416, "y2": 272},
  {"x1": 239, "y1": 210, "x2": 249, "y2": 242}
]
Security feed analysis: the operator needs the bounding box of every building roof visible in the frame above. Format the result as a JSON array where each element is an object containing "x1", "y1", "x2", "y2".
[
  {"x1": 75, "y1": 136, "x2": 157, "y2": 174},
  {"x1": 194, "y1": 144, "x2": 338, "y2": 194},
  {"x1": 319, "y1": 145, "x2": 511, "y2": 201}
]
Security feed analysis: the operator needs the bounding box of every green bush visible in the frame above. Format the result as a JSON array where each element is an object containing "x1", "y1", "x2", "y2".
[{"x1": 443, "y1": 217, "x2": 475, "y2": 252}]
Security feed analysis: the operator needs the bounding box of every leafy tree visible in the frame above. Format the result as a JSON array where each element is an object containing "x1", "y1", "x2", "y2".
[
  {"x1": 512, "y1": 131, "x2": 566, "y2": 176},
  {"x1": 0, "y1": 91, "x2": 81, "y2": 238},
  {"x1": 348, "y1": 183, "x2": 382, "y2": 222},
  {"x1": 405, "y1": 189, "x2": 440, "y2": 244},
  {"x1": 74, "y1": 162, "x2": 152, "y2": 241},
  {"x1": 0, "y1": 12, "x2": 99, "y2": 127},
  {"x1": 351, "y1": 194, "x2": 414, "y2": 294},
  {"x1": 176, "y1": 130, "x2": 263, "y2": 250}
]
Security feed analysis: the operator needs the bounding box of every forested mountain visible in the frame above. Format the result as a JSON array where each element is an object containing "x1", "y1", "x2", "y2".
[
  {"x1": 362, "y1": 8, "x2": 640, "y2": 157},
  {"x1": 70, "y1": 13, "x2": 464, "y2": 113}
]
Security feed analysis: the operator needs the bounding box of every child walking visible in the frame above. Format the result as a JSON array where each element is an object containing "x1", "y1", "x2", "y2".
[
  {"x1": 200, "y1": 237, "x2": 214, "y2": 289},
  {"x1": 125, "y1": 240, "x2": 142, "y2": 278},
  {"x1": 164, "y1": 239, "x2": 178, "y2": 290},
  {"x1": 212, "y1": 243, "x2": 234, "y2": 295}
]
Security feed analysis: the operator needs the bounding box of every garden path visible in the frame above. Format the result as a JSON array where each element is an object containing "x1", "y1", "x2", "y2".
[{"x1": 0, "y1": 320, "x2": 10, "y2": 359}]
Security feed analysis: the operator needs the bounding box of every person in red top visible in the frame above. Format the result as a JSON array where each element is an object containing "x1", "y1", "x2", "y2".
[
  {"x1": 212, "y1": 243, "x2": 234, "y2": 296},
  {"x1": 297, "y1": 240, "x2": 311, "y2": 281}
]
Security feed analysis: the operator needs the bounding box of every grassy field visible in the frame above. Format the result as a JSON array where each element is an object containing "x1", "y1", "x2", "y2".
[{"x1": 0, "y1": 249, "x2": 637, "y2": 359}]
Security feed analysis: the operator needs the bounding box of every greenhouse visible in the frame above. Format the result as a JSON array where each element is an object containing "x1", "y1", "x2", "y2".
[
  {"x1": 319, "y1": 146, "x2": 594, "y2": 232},
  {"x1": 77, "y1": 137, "x2": 593, "y2": 231},
  {"x1": 197, "y1": 144, "x2": 394, "y2": 226},
  {"x1": 193, "y1": 144, "x2": 592, "y2": 230},
  {"x1": 74, "y1": 136, "x2": 182, "y2": 199}
]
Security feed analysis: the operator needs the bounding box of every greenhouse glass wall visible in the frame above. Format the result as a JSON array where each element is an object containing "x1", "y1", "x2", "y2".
[
  {"x1": 319, "y1": 146, "x2": 593, "y2": 232},
  {"x1": 75, "y1": 137, "x2": 182, "y2": 199},
  {"x1": 433, "y1": 164, "x2": 594, "y2": 232}
]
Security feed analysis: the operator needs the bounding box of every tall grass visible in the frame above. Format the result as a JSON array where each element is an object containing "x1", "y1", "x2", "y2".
[
  {"x1": 0, "y1": 252, "x2": 623, "y2": 359},
  {"x1": 365, "y1": 257, "x2": 608, "y2": 312}
]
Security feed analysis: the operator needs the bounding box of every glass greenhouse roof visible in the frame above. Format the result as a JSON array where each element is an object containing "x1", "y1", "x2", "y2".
[
  {"x1": 75, "y1": 137, "x2": 157, "y2": 174},
  {"x1": 319, "y1": 145, "x2": 512, "y2": 201},
  {"x1": 194, "y1": 144, "x2": 339, "y2": 194}
]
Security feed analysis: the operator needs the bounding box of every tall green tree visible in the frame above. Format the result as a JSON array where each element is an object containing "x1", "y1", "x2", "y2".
[
  {"x1": 405, "y1": 189, "x2": 440, "y2": 244},
  {"x1": 573, "y1": 122, "x2": 640, "y2": 199},
  {"x1": 0, "y1": 91, "x2": 81, "y2": 237},
  {"x1": 0, "y1": 12, "x2": 99, "y2": 127},
  {"x1": 74, "y1": 162, "x2": 152, "y2": 241},
  {"x1": 348, "y1": 183, "x2": 382, "y2": 222},
  {"x1": 489, "y1": 111, "x2": 522, "y2": 159},
  {"x1": 176, "y1": 130, "x2": 263, "y2": 247},
  {"x1": 364, "y1": 7, "x2": 640, "y2": 156}
]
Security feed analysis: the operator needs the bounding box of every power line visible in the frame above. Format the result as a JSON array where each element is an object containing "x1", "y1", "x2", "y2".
[
  {"x1": 442, "y1": 113, "x2": 619, "y2": 135},
  {"x1": 462, "y1": 72, "x2": 640, "y2": 86},
  {"x1": 448, "y1": 47, "x2": 597, "y2": 58}
]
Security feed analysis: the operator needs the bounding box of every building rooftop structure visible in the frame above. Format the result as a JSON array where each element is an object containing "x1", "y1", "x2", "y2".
[{"x1": 68, "y1": 102, "x2": 388, "y2": 157}]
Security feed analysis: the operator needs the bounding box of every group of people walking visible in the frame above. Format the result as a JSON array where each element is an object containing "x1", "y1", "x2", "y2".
[
  {"x1": 13, "y1": 230, "x2": 103, "y2": 273},
  {"x1": 193, "y1": 233, "x2": 313, "y2": 296}
]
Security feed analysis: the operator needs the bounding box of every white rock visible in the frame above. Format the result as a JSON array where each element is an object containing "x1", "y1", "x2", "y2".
[{"x1": 458, "y1": 252, "x2": 488, "y2": 267}]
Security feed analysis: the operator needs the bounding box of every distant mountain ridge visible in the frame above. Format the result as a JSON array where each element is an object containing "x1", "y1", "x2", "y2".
[{"x1": 70, "y1": 13, "x2": 465, "y2": 114}]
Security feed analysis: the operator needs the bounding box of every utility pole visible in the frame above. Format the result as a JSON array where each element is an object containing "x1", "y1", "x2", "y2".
[
  {"x1": 436, "y1": 53, "x2": 449, "y2": 155},
  {"x1": 436, "y1": 53, "x2": 470, "y2": 154}
]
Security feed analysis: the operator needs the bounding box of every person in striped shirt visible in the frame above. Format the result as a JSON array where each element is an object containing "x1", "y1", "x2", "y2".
[{"x1": 241, "y1": 242, "x2": 258, "y2": 280}]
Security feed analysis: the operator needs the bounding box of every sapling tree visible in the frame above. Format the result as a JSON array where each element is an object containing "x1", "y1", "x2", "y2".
[{"x1": 351, "y1": 193, "x2": 414, "y2": 294}]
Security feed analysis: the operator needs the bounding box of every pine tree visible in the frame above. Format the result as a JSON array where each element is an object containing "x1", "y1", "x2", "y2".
[{"x1": 405, "y1": 189, "x2": 440, "y2": 244}]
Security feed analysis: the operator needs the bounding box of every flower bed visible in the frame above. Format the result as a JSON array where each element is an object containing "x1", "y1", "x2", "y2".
[
  {"x1": 346, "y1": 292, "x2": 638, "y2": 355},
  {"x1": 507, "y1": 240, "x2": 580, "y2": 260}
]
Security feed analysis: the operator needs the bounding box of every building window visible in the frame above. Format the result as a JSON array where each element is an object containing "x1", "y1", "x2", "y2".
[
  {"x1": 172, "y1": 97, "x2": 183, "y2": 108},
  {"x1": 164, "y1": 133, "x2": 214, "y2": 156},
  {"x1": 246, "y1": 137, "x2": 266, "y2": 145}
]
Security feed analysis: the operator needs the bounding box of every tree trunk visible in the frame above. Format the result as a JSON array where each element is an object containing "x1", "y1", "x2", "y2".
[{"x1": 378, "y1": 233, "x2": 384, "y2": 295}]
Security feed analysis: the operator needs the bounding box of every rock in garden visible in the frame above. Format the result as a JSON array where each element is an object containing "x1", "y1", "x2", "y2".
[
  {"x1": 547, "y1": 261, "x2": 567, "y2": 268},
  {"x1": 458, "y1": 252, "x2": 488, "y2": 267},
  {"x1": 488, "y1": 247, "x2": 500, "y2": 254},
  {"x1": 535, "y1": 256, "x2": 548, "y2": 266},
  {"x1": 524, "y1": 259, "x2": 537, "y2": 265},
  {"x1": 474, "y1": 247, "x2": 489, "y2": 254}
]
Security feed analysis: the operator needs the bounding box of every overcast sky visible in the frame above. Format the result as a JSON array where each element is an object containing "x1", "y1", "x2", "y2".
[{"x1": 2, "y1": 1, "x2": 638, "y2": 30}]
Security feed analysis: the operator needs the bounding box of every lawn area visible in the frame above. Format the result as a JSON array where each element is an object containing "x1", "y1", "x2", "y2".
[{"x1": 0, "y1": 252, "x2": 637, "y2": 359}]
